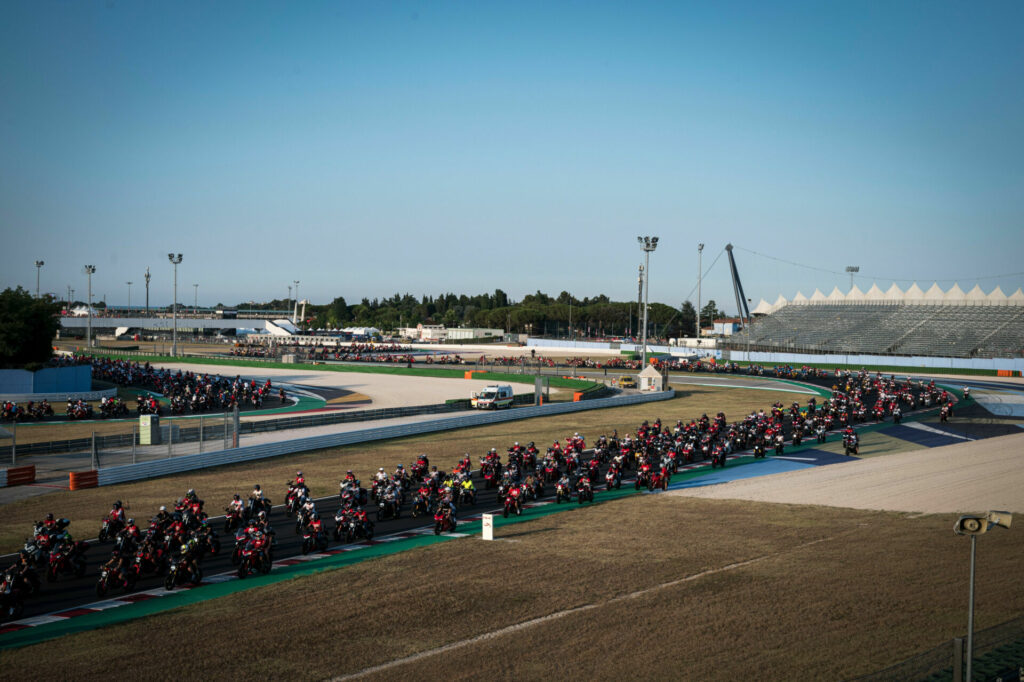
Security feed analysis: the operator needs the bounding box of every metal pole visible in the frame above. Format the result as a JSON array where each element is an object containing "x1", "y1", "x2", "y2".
[
  {"x1": 10, "y1": 421, "x2": 15, "y2": 466},
  {"x1": 144, "y1": 267, "x2": 150, "y2": 315},
  {"x1": 193, "y1": 283, "x2": 198, "y2": 315},
  {"x1": 224, "y1": 412, "x2": 229, "y2": 449},
  {"x1": 697, "y1": 243, "x2": 704, "y2": 340},
  {"x1": 966, "y1": 534, "x2": 976, "y2": 682},
  {"x1": 232, "y1": 405, "x2": 240, "y2": 448},
  {"x1": 35, "y1": 260, "x2": 44, "y2": 298},
  {"x1": 168, "y1": 421, "x2": 173, "y2": 458},
  {"x1": 953, "y1": 638, "x2": 964, "y2": 682},
  {"x1": 126, "y1": 281, "x2": 132, "y2": 314},
  {"x1": 641, "y1": 249, "x2": 650, "y2": 366},
  {"x1": 199, "y1": 416, "x2": 204, "y2": 454},
  {"x1": 91, "y1": 431, "x2": 98, "y2": 469},
  {"x1": 172, "y1": 263, "x2": 177, "y2": 355},
  {"x1": 132, "y1": 423, "x2": 137, "y2": 464},
  {"x1": 85, "y1": 265, "x2": 95, "y2": 348}
]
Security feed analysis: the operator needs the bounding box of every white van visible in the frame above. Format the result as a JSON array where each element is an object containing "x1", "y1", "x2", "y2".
[{"x1": 471, "y1": 385, "x2": 515, "y2": 409}]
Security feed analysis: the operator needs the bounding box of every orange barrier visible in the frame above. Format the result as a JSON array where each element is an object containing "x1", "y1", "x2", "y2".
[
  {"x1": 465, "y1": 370, "x2": 488, "y2": 379},
  {"x1": 69, "y1": 470, "x2": 98, "y2": 490},
  {"x1": 573, "y1": 392, "x2": 583, "y2": 402},
  {"x1": 6, "y1": 465, "x2": 36, "y2": 486}
]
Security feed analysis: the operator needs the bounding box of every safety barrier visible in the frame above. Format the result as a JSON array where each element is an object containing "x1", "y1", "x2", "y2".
[
  {"x1": 69, "y1": 470, "x2": 98, "y2": 490},
  {"x1": 93, "y1": 389, "x2": 675, "y2": 487},
  {"x1": 5, "y1": 465, "x2": 35, "y2": 486},
  {"x1": 0, "y1": 388, "x2": 117, "y2": 403},
  {"x1": 0, "y1": 470, "x2": 6, "y2": 488}
]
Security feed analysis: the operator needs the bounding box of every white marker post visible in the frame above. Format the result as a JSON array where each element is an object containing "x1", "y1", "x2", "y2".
[{"x1": 482, "y1": 513, "x2": 494, "y2": 541}]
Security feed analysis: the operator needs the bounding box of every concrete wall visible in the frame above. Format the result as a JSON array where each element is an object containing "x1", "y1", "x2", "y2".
[
  {"x1": 729, "y1": 350, "x2": 1024, "y2": 372},
  {"x1": 0, "y1": 365, "x2": 91, "y2": 394}
]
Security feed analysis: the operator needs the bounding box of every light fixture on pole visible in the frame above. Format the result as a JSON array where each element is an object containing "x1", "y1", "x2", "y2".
[
  {"x1": 845, "y1": 265, "x2": 860, "y2": 291},
  {"x1": 193, "y1": 283, "x2": 198, "y2": 315},
  {"x1": 636, "y1": 236, "x2": 659, "y2": 367},
  {"x1": 293, "y1": 280, "x2": 300, "y2": 324},
  {"x1": 83, "y1": 265, "x2": 96, "y2": 348},
  {"x1": 126, "y1": 281, "x2": 133, "y2": 314},
  {"x1": 697, "y1": 243, "x2": 705, "y2": 340},
  {"x1": 34, "y1": 260, "x2": 45, "y2": 299},
  {"x1": 168, "y1": 253, "x2": 182, "y2": 356},
  {"x1": 144, "y1": 267, "x2": 151, "y2": 315},
  {"x1": 954, "y1": 511, "x2": 1012, "y2": 682},
  {"x1": 288, "y1": 285, "x2": 292, "y2": 313}
]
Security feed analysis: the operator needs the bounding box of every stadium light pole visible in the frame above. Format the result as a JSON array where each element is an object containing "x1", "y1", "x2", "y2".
[
  {"x1": 168, "y1": 253, "x2": 182, "y2": 356},
  {"x1": 845, "y1": 265, "x2": 860, "y2": 292},
  {"x1": 288, "y1": 285, "x2": 292, "y2": 314},
  {"x1": 144, "y1": 267, "x2": 151, "y2": 315},
  {"x1": 126, "y1": 281, "x2": 132, "y2": 314},
  {"x1": 83, "y1": 265, "x2": 96, "y2": 348},
  {"x1": 34, "y1": 260, "x2": 45, "y2": 299},
  {"x1": 293, "y1": 280, "x2": 300, "y2": 324},
  {"x1": 193, "y1": 283, "x2": 198, "y2": 315},
  {"x1": 637, "y1": 236, "x2": 659, "y2": 367},
  {"x1": 697, "y1": 243, "x2": 705, "y2": 340}
]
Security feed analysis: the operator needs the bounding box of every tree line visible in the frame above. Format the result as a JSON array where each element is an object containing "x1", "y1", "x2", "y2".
[{"x1": 241, "y1": 290, "x2": 729, "y2": 339}]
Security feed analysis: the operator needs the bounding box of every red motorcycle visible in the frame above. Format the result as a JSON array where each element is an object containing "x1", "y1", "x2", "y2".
[
  {"x1": 237, "y1": 534, "x2": 272, "y2": 579},
  {"x1": 47, "y1": 542, "x2": 88, "y2": 582},
  {"x1": 224, "y1": 507, "x2": 243, "y2": 534},
  {"x1": 649, "y1": 468, "x2": 669, "y2": 491},
  {"x1": 503, "y1": 486, "x2": 523, "y2": 517},
  {"x1": 605, "y1": 467, "x2": 621, "y2": 491},
  {"x1": 555, "y1": 481, "x2": 572, "y2": 504},
  {"x1": 98, "y1": 516, "x2": 125, "y2": 542},
  {"x1": 433, "y1": 508, "x2": 457, "y2": 535},
  {"x1": 301, "y1": 519, "x2": 328, "y2": 555}
]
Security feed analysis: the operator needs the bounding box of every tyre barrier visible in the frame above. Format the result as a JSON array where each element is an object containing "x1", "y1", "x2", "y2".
[
  {"x1": 5, "y1": 465, "x2": 35, "y2": 487},
  {"x1": 69, "y1": 470, "x2": 98, "y2": 490}
]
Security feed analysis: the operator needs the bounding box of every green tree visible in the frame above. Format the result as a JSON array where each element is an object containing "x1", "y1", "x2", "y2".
[
  {"x1": 700, "y1": 300, "x2": 726, "y2": 325},
  {"x1": 0, "y1": 288, "x2": 60, "y2": 368}
]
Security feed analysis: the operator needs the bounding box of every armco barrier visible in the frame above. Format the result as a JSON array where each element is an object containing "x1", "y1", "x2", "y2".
[
  {"x1": 0, "y1": 470, "x2": 6, "y2": 488},
  {"x1": 5, "y1": 465, "x2": 35, "y2": 486},
  {"x1": 94, "y1": 390, "x2": 675, "y2": 487},
  {"x1": 69, "y1": 470, "x2": 98, "y2": 490}
]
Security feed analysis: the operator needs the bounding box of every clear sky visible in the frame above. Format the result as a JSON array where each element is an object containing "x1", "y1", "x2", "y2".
[{"x1": 2, "y1": 1, "x2": 1022, "y2": 312}]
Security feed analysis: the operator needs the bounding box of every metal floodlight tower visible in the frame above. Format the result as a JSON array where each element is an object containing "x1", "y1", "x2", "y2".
[
  {"x1": 193, "y1": 283, "x2": 198, "y2": 315},
  {"x1": 954, "y1": 510, "x2": 1013, "y2": 682},
  {"x1": 168, "y1": 253, "x2": 182, "y2": 356},
  {"x1": 696, "y1": 244, "x2": 704, "y2": 339},
  {"x1": 83, "y1": 265, "x2": 96, "y2": 347},
  {"x1": 34, "y1": 260, "x2": 45, "y2": 298},
  {"x1": 845, "y1": 265, "x2": 860, "y2": 292},
  {"x1": 126, "y1": 281, "x2": 132, "y2": 313},
  {"x1": 637, "y1": 236, "x2": 659, "y2": 367},
  {"x1": 144, "y1": 267, "x2": 151, "y2": 314},
  {"x1": 293, "y1": 280, "x2": 300, "y2": 324}
]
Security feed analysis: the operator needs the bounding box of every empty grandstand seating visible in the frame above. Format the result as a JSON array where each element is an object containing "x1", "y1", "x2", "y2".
[{"x1": 729, "y1": 304, "x2": 1024, "y2": 358}]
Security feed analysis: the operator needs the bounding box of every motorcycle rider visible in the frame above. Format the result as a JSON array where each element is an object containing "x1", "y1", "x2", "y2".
[
  {"x1": 154, "y1": 505, "x2": 172, "y2": 527},
  {"x1": 108, "y1": 501, "x2": 126, "y2": 526},
  {"x1": 343, "y1": 470, "x2": 357, "y2": 485},
  {"x1": 227, "y1": 494, "x2": 244, "y2": 515}
]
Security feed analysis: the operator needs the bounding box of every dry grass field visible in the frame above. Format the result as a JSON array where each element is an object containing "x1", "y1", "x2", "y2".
[
  {"x1": 2, "y1": 495, "x2": 1020, "y2": 680},
  {"x1": 0, "y1": 386, "x2": 800, "y2": 554}
]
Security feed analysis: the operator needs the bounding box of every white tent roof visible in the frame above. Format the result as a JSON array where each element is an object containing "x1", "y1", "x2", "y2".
[
  {"x1": 792, "y1": 291, "x2": 808, "y2": 304},
  {"x1": 863, "y1": 283, "x2": 885, "y2": 300},
  {"x1": 846, "y1": 284, "x2": 865, "y2": 301},
  {"x1": 752, "y1": 299, "x2": 773, "y2": 315},
  {"x1": 826, "y1": 287, "x2": 846, "y2": 303},
  {"x1": 965, "y1": 284, "x2": 988, "y2": 301},
  {"x1": 772, "y1": 294, "x2": 788, "y2": 312},
  {"x1": 884, "y1": 283, "x2": 904, "y2": 301},
  {"x1": 904, "y1": 283, "x2": 925, "y2": 301},
  {"x1": 944, "y1": 283, "x2": 965, "y2": 302},
  {"x1": 922, "y1": 283, "x2": 945, "y2": 302},
  {"x1": 809, "y1": 288, "x2": 827, "y2": 303},
  {"x1": 985, "y1": 286, "x2": 1007, "y2": 304},
  {"x1": 1009, "y1": 288, "x2": 1024, "y2": 304}
]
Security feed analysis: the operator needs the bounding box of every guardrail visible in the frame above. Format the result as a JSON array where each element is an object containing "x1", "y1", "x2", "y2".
[
  {"x1": 94, "y1": 389, "x2": 675, "y2": 487},
  {"x1": 0, "y1": 388, "x2": 117, "y2": 402}
]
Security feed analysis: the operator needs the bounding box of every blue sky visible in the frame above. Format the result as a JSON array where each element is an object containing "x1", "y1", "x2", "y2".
[{"x1": 2, "y1": 1, "x2": 1022, "y2": 311}]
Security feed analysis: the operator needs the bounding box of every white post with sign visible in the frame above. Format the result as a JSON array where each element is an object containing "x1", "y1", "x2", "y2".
[{"x1": 482, "y1": 513, "x2": 494, "y2": 541}]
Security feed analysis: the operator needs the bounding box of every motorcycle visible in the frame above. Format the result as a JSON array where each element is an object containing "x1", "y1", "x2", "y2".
[
  {"x1": 46, "y1": 542, "x2": 88, "y2": 582},
  {"x1": 301, "y1": 523, "x2": 328, "y2": 555},
  {"x1": 236, "y1": 536, "x2": 272, "y2": 579},
  {"x1": 164, "y1": 557, "x2": 203, "y2": 591},
  {"x1": 0, "y1": 571, "x2": 26, "y2": 622},
  {"x1": 816, "y1": 425, "x2": 827, "y2": 444},
  {"x1": 376, "y1": 491, "x2": 401, "y2": 521},
  {"x1": 576, "y1": 481, "x2": 594, "y2": 504},
  {"x1": 753, "y1": 443, "x2": 766, "y2": 459},
  {"x1": 503, "y1": 487, "x2": 523, "y2": 518},
  {"x1": 457, "y1": 485, "x2": 476, "y2": 507},
  {"x1": 555, "y1": 482, "x2": 572, "y2": 504},
  {"x1": 96, "y1": 564, "x2": 135, "y2": 596},
  {"x1": 843, "y1": 433, "x2": 860, "y2": 456},
  {"x1": 605, "y1": 467, "x2": 621, "y2": 491},
  {"x1": 411, "y1": 491, "x2": 433, "y2": 518},
  {"x1": 711, "y1": 448, "x2": 727, "y2": 469},
  {"x1": 433, "y1": 509, "x2": 457, "y2": 535},
  {"x1": 98, "y1": 517, "x2": 125, "y2": 543},
  {"x1": 224, "y1": 508, "x2": 243, "y2": 534}
]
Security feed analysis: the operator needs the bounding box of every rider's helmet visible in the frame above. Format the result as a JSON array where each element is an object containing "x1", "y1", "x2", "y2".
[
  {"x1": 46, "y1": 513, "x2": 54, "y2": 521},
  {"x1": 346, "y1": 470, "x2": 353, "y2": 476},
  {"x1": 311, "y1": 512, "x2": 318, "y2": 520},
  {"x1": 127, "y1": 518, "x2": 134, "y2": 525},
  {"x1": 378, "y1": 467, "x2": 385, "y2": 472},
  {"x1": 258, "y1": 511, "x2": 267, "y2": 520},
  {"x1": 113, "y1": 501, "x2": 122, "y2": 509},
  {"x1": 397, "y1": 464, "x2": 403, "y2": 470},
  {"x1": 254, "y1": 484, "x2": 261, "y2": 492},
  {"x1": 514, "y1": 442, "x2": 519, "y2": 447},
  {"x1": 187, "y1": 489, "x2": 195, "y2": 497},
  {"x1": 296, "y1": 471, "x2": 303, "y2": 477},
  {"x1": 528, "y1": 441, "x2": 534, "y2": 448},
  {"x1": 233, "y1": 494, "x2": 240, "y2": 501},
  {"x1": 159, "y1": 505, "x2": 167, "y2": 512}
]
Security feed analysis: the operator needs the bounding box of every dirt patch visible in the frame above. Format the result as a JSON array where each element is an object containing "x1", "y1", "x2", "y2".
[{"x1": 673, "y1": 431, "x2": 1024, "y2": 514}]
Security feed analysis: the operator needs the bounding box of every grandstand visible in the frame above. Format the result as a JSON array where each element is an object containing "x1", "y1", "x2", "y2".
[{"x1": 728, "y1": 283, "x2": 1024, "y2": 359}]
